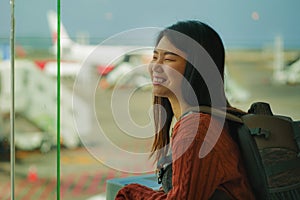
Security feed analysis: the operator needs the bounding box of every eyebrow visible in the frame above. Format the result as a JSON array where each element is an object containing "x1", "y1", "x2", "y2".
[{"x1": 153, "y1": 50, "x2": 180, "y2": 57}]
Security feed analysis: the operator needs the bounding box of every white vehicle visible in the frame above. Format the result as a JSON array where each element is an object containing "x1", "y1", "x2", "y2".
[
  {"x1": 0, "y1": 60, "x2": 92, "y2": 151},
  {"x1": 286, "y1": 58, "x2": 300, "y2": 84},
  {"x1": 273, "y1": 57, "x2": 300, "y2": 85},
  {"x1": 271, "y1": 36, "x2": 300, "y2": 85}
]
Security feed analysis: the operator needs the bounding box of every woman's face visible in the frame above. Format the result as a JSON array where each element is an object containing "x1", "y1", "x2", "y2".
[{"x1": 148, "y1": 36, "x2": 187, "y2": 98}]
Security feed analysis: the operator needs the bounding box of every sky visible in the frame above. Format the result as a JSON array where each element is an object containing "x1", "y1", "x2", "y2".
[{"x1": 0, "y1": 0, "x2": 300, "y2": 49}]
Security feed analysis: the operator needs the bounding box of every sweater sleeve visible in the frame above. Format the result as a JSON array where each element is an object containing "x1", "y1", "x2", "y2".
[
  {"x1": 115, "y1": 183, "x2": 167, "y2": 200},
  {"x1": 115, "y1": 114, "x2": 225, "y2": 200},
  {"x1": 167, "y1": 115, "x2": 225, "y2": 200}
]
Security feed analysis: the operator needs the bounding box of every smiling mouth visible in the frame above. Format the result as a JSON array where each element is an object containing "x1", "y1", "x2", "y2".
[{"x1": 153, "y1": 77, "x2": 166, "y2": 85}]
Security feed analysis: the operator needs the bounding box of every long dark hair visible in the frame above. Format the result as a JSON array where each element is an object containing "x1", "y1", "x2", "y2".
[{"x1": 150, "y1": 20, "x2": 229, "y2": 161}]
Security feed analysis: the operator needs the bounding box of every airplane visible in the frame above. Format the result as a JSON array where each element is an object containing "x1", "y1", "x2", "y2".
[
  {"x1": 46, "y1": 10, "x2": 152, "y2": 77},
  {"x1": 271, "y1": 36, "x2": 300, "y2": 85},
  {"x1": 46, "y1": 10, "x2": 251, "y2": 101}
]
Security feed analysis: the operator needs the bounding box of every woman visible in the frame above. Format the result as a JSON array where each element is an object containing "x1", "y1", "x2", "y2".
[{"x1": 115, "y1": 20, "x2": 255, "y2": 200}]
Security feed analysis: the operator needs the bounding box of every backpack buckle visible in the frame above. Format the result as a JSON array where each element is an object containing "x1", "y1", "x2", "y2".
[{"x1": 250, "y1": 127, "x2": 270, "y2": 139}]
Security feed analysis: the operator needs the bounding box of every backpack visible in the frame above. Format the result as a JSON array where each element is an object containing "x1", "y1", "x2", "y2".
[
  {"x1": 230, "y1": 102, "x2": 300, "y2": 199},
  {"x1": 157, "y1": 102, "x2": 300, "y2": 199}
]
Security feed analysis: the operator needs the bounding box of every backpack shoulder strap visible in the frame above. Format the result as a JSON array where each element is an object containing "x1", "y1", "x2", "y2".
[
  {"x1": 292, "y1": 121, "x2": 300, "y2": 157},
  {"x1": 198, "y1": 106, "x2": 243, "y2": 124}
]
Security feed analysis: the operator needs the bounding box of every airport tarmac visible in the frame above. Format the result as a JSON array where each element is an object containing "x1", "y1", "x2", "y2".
[{"x1": 0, "y1": 50, "x2": 300, "y2": 200}]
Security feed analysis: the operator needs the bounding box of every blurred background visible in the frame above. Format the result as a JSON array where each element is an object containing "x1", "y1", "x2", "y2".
[{"x1": 0, "y1": 0, "x2": 300, "y2": 199}]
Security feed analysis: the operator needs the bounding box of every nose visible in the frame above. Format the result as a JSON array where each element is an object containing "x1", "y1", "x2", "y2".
[
  {"x1": 149, "y1": 62, "x2": 163, "y2": 73},
  {"x1": 149, "y1": 56, "x2": 164, "y2": 73}
]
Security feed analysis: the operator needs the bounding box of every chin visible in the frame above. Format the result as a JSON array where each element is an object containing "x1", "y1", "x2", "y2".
[{"x1": 152, "y1": 86, "x2": 171, "y2": 98}]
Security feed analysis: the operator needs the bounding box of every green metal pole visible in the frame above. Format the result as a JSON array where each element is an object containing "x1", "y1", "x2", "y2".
[{"x1": 57, "y1": 0, "x2": 61, "y2": 199}]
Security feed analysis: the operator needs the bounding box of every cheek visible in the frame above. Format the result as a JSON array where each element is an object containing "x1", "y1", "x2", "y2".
[
  {"x1": 165, "y1": 61, "x2": 186, "y2": 80},
  {"x1": 165, "y1": 68, "x2": 184, "y2": 88},
  {"x1": 168, "y1": 65, "x2": 185, "y2": 79},
  {"x1": 177, "y1": 61, "x2": 187, "y2": 75}
]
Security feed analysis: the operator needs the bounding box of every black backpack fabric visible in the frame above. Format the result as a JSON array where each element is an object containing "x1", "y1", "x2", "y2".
[
  {"x1": 234, "y1": 102, "x2": 300, "y2": 199},
  {"x1": 156, "y1": 102, "x2": 300, "y2": 199}
]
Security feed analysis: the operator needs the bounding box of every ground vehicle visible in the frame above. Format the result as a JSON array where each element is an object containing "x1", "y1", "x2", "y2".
[{"x1": 0, "y1": 59, "x2": 92, "y2": 152}]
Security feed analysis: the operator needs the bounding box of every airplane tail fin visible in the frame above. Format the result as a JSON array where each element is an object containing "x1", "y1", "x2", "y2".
[{"x1": 47, "y1": 10, "x2": 74, "y2": 53}]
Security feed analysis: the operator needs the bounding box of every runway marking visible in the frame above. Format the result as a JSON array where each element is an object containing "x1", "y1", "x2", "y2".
[
  {"x1": 0, "y1": 169, "x2": 146, "y2": 199},
  {"x1": 86, "y1": 172, "x2": 103, "y2": 194},
  {"x1": 101, "y1": 170, "x2": 118, "y2": 192},
  {"x1": 21, "y1": 179, "x2": 46, "y2": 200},
  {"x1": 37, "y1": 179, "x2": 56, "y2": 200},
  {"x1": 14, "y1": 179, "x2": 29, "y2": 198},
  {"x1": 60, "y1": 173, "x2": 76, "y2": 198},
  {"x1": 72, "y1": 172, "x2": 90, "y2": 196},
  {"x1": 61, "y1": 154, "x2": 97, "y2": 165},
  {"x1": 0, "y1": 181, "x2": 10, "y2": 200}
]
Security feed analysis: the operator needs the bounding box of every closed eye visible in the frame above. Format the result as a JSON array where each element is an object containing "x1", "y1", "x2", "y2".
[
  {"x1": 164, "y1": 58, "x2": 175, "y2": 62},
  {"x1": 164, "y1": 54, "x2": 177, "y2": 62},
  {"x1": 152, "y1": 50, "x2": 183, "y2": 62}
]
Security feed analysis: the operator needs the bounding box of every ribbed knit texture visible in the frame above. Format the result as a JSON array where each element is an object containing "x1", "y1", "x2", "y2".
[{"x1": 115, "y1": 113, "x2": 255, "y2": 200}]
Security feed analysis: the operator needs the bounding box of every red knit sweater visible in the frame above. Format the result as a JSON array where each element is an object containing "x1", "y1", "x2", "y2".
[{"x1": 115, "y1": 113, "x2": 255, "y2": 200}]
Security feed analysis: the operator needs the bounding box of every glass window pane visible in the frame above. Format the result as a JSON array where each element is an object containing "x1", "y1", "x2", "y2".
[
  {"x1": 0, "y1": 1, "x2": 58, "y2": 199},
  {"x1": 1, "y1": 1, "x2": 299, "y2": 200}
]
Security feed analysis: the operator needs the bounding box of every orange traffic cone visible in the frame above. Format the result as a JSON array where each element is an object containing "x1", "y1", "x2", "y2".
[{"x1": 27, "y1": 165, "x2": 38, "y2": 182}]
